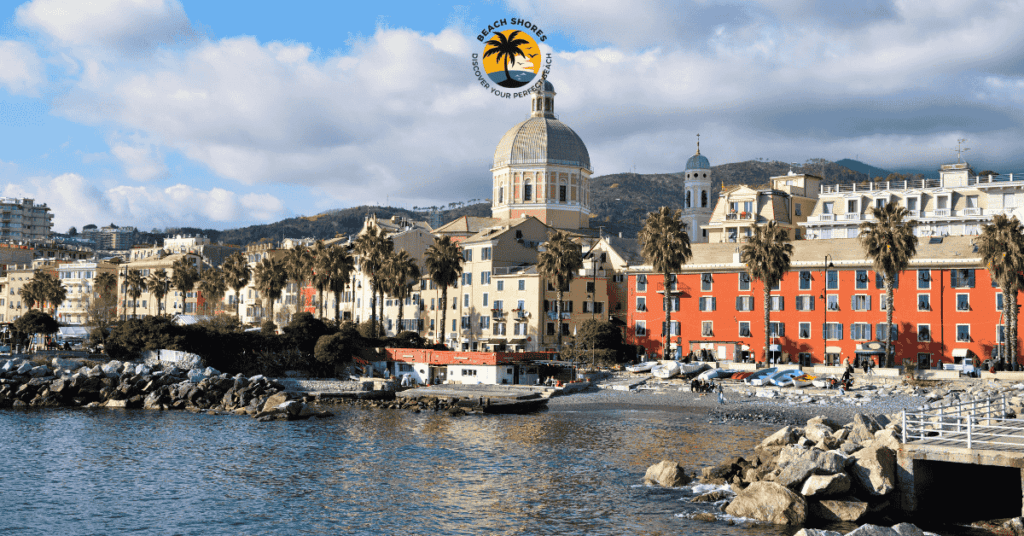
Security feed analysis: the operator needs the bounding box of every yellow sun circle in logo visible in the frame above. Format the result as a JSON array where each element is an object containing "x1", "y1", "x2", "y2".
[{"x1": 482, "y1": 29, "x2": 542, "y2": 89}]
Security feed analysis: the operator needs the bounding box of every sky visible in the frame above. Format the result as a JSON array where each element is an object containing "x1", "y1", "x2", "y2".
[{"x1": 1, "y1": 0, "x2": 1023, "y2": 234}]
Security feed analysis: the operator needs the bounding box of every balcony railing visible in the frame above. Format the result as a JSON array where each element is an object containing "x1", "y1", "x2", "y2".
[
  {"x1": 725, "y1": 212, "x2": 753, "y2": 220},
  {"x1": 933, "y1": 208, "x2": 950, "y2": 217},
  {"x1": 818, "y1": 214, "x2": 834, "y2": 221},
  {"x1": 968, "y1": 174, "x2": 1022, "y2": 186},
  {"x1": 842, "y1": 213, "x2": 860, "y2": 221},
  {"x1": 820, "y1": 178, "x2": 941, "y2": 194},
  {"x1": 963, "y1": 207, "x2": 982, "y2": 216}
]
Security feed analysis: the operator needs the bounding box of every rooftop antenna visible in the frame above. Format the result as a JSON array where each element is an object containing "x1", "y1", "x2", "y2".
[
  {"x1": 696, "y1": 133, "x2": 700, "y2": 155},
  {"x1": 955, "y1": 138, "x2": 970, "y2": 163}
]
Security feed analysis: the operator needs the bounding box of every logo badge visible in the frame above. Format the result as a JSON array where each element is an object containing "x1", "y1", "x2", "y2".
[{"x1": 471, "y1": 18, "x2": 552, "y2": 99}]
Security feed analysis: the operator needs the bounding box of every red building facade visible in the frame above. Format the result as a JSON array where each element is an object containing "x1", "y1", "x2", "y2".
[{"x1": 626, "y1": 237, "x2": 1021, "y2": 368}]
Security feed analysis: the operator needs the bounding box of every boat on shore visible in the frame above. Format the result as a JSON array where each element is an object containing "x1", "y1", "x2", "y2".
[
  {"x1": 626, "y1": 361, "x2": 659, "y2": 373},
  {"x1": 792, "y1": 374, "x2": 815, "y2": 388},
  {"x1": 652, "y1": 361, "x2": 681, "y2": 379}
]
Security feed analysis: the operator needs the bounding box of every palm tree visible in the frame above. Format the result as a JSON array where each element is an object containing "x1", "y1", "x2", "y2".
[
  {"x1": 146, "y1": 269, "x2": 170, "y2": 315},
  {"x1": 424, "y1": 235, "x2": 463, "y2": 347},
  {"x1": 354, "y1": 226, "x2": 394, "y2": 338},
  {"x1": 95, "y1": 272, "x2": 117, "y2": 300},
  {"x1": 19, "y1": 278, "x2": 41, "y2": 311},
  {"x1": 198, "y1": 267, "x2": 227, "y2": 315},
  {"x1": 171, "y1": 256, "x2": 200, "y2": 315},
  {"x1": 309, "y1": 241, "x2": 330, "y2": 319},
  {"x1": 383, "y1": 249, "x2": 421, "y2": 335},
  {"x1": 977, "y1": 214, "x2": 1024, "y2": 368},
  {"x1": 284, "y1": 245, "x2": 312, "y2": 320},
  {"x1": 859, "y1": 201, "x2": 918, "y2": 368},
  {"x1": 253, "y1": 256, "x2": 287, "y2": 326},
  {"x1": 483, "y1": 30, "x2": 530, "y2": 88},
  {"x1": 325, "y1": 245, "x2": 355, "y2": 323},
  {"x1": 538, "y1": 230, "x2": 584, "y2": 353},
  {"x1": 222, "y1": 251, "x2": 251, "y2": 322},
  {"x1": 125, "y1": 269, "x2": 147, "y2": 319},
  {"x1": 740, "y1": 221, "x2": 793, "y2": 365},
  {"x1": 637, "y1": 207, "x2": 693, "y2": 359}
]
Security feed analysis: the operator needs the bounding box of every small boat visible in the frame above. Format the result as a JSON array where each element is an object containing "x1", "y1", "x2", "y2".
[
  {"x1": 732, "y1": 371, "x2": 754, "y2": 381},
  {"x1": 679, "y1": 362, "x2": 709, "y2": 375},
  {"x1": 812, "y1": 376, "x2": 836, "y2": 389},
  {"x1": 792, "y1": 374, "x2": 815, "y2": 388},
  {"x1": 697, "y1": 368, "x2": 738, "y2": 381},
  {"x1": 626, "y1": 361, "x2": 659, "y2": 373},
  {"x1": 653, "y1": 361, "x2": 682, "y2": 379},
  {"x1": 479, "y1": 397, "x2": 549, "y2": 414}
]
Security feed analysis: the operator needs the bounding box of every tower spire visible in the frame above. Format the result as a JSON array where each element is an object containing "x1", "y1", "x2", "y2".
[{"x1": 696, "y1": 133, "x2": 701, "y2": 156}]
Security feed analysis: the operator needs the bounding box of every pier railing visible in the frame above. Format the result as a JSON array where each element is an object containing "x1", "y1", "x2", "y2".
[{"x1": 901, "y1": 394, "x2": 1024, "y2": 450}]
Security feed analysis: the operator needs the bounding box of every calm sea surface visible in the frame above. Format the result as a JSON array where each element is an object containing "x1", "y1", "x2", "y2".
[{"x1": 0, "y1": 403, "x2": 977, "y2": 536}]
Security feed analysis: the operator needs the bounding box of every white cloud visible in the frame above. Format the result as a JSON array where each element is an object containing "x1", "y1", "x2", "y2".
[
  {"x1": 109, "y1": 135, "x2": 168, "y2": 181},
  {"x1": 1, "y1": 173, "x2": 287, "y2": 231},
  {"x1": 0, "y1": 41, "x2": 45, "y2": 96}
]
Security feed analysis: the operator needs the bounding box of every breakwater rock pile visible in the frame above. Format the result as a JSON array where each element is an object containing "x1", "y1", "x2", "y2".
[
  {"x1": 0, "y1": 357, "x2": 332, "y2": 422},
  {"x1": 329, "y1": 395, "x2": 470, "y2": 416}
]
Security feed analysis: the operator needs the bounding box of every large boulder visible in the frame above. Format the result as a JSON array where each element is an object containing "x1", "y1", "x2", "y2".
[
  {"x1": 808, "y1": 497, "x2": 869, "y2": 522},
  {"x1": 29, "y1": 365, "x2": 50, "y2": 377},
  {"x1": 761, "y1": 426, "x2": 801, "y2": 448},
  {"x1": 777, "y1": 459, "x2": 818, "y2": 489},
  {"x1": 777, "y1": 446, "x2": 846, "y2": 475},
  {"x1": 891, "y1": 523, "x2": 926, "y2": 536},
  {"x1": 52, "y1": 358, "x2": 83, "y2": 370},
  {"x1": 16, "y1": 361, "x2": 33, "y2": 375},
  {"x1": 101, "y1": 360, "x2": 123, "y2": 376},
  {"x1": 805, "y1": 423, "x2": 835, "y2": 443},
  {"x1": 873, "y1": 429, "x2": 902, "y2": 451},
  {"x1": 644, "y1": 460, "x2": 692, "y2": 488},
  {"x1": 801, "y1": 473, "x2": 851, "y2": 497},
  {"x1": 850, "y1": 444, "x2": 897, "y2": 496},
  {"x1": 724, "y1": 481, "x2": 807, "y2": 525},
  {"x1": 845, "y1": 525, "x2": 900, "y2": 536},
  {"x1": 261, "y1": 392, "x2": 291, "y2": 411},
  {"x1": 793, "y1": 530, "x2": 843, "y2": 536}
]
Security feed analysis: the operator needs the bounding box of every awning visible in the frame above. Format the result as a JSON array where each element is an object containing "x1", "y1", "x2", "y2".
[
  {"x1": 58, "y1": 326, "x2": 90, "y2": 339},
  {"x1": 855, "y1": 341, "x2": 886, "y2": 354},
  {"x1": 825, "y1": 346, "x2": 842, "y2": 354},
  {"x1": 952, "y1": 348, "x2": 971, "y2": 358},
  {"x1": 509, "y1": 338, "x2": 528, "y2": 345},
  {"x1": 485, "y1": 339, "x2": 508, "y2": 344}
]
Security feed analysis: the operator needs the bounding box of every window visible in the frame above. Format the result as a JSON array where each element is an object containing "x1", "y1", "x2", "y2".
[
  {"x1": 876, "y1": 323, "x2": 898, "y2": 341},
  {"x1": 464, "y1": 249, "x2": 473, "y2": 262},
  {"x1": 918, "y1": 294, "x2": 930, "y2": 311},
  {"x1": 636, "y1": 297, "x2": 647, "y2": 311},
  {"x1": 524, "y1": 182, "x2": 532, "y2": 201},
  {"x1": 827, "y1": 295, "x2": 839, "y2": 311},
  {"x1": 636, "y1": 275, "x2": 647, "y2": 292},
  {"x1": 583, "y1": 301, "x2": 605, "y2": 314},
  {"x1": 795, "y1": 203, "x2": 802, "y2": 216},
  {"x1": 826, "y1": 270, "x2": 838, "y2": 290},
  {"x1": 493, "y1": 322, "x2": 507, "y2": 336},
  {"x1": 950, "y1": 269, "x2": 975, "y2": 288},
  {"x1": 918, "y1": 324, "x2": 931, "y2": 342},
  {"x1": 739, "y1": 273, "x2": 751, "y2": 291},
  {"x1": 799, "y1": 322, "x2": 811, "y2": 339},
  {"x1": 795, "y1": 295, "x2": 815, "y2": 311},
  {"x1": 736, "y1": 296, "x2": 755, "y2": 311},
  {"x1": 561, "y1": 323, "x2": 570, "y2": 336},
  {"x1": 559, "y1": 185, "x2": 567, "y2": 202},
  {"x1": 824, "y1": 323, "x2": 843, "y2": 340},
  {"x1": 998, "y1": 325, "x2": 1006, "y2": 343},
  {"x1": 879, "y1": 294, "x2": 888, "y2": 311},
  {"x1": 769, "y1": 322, "x2": 785, "y2": 338},
  {"x1": 998, "y1": 292, "x2": 1004, "y2": 311},
  {"x1": 612, "y1": 274, "x2": 624, "y2": 283},
  {"x1": 799, "y1": 270, "x2": 811, "y2": 290},
  {"x1": 822, "y1": 202, "x2": 834, "y2": 214},
  {"x1": 514, "y1": 323, "x2": 528, "y2": 336},
  {"x1": 855, "y1": 270, "x2": 869, "y2": 289},
  {"x1": 481, "y1": 271, "x2": 491, "y2": 284},
  {"x1": 699, "y1": 296, "x2": 716, "y2": 311},
  {"x1": 851, "y1": 323, "x2": 871, "y2": 340},
  {"x1": 770, "y1": 295, "x2": 784, "y2": 311},
  {"x1": 463, "y1": 273, "x2": 473, "y2": 286},
  {"x1": 956, "y1": 293, "x2": 969, "y2": 311},
  {"x1": 586, "y1": 281, "x2": 595, "y2": 293},
  {"x1": 663, "y1": 321, "x2": 680, "y2": 336},
  {"x1": 875, "y1": 272, "x2": 899, "y2": 289},
  {"x1": 461, "y1": 316, "x2": 471, "y2": 329},
  {"x1": 547, "y1": 323, "x2": 556, "y2": 336},
  {"x1": 515, "y1": 279, "x2": 524, "y2": 291},
  {"x1": 497, "y1": 280, "x2": 504, "y2": 291},
  {"x1": 482, "y1": 293, "x2": 488, "y2": 307},
  {"x1": 481, "y1": 247, "x2": 492, "y2": 260},
  {"x1": 956, "y1": 325, "x2": 970, "y2": 342},
  {"x1": 702, "y1": 321, "x2": 713, "y2": 337},
  {"x1": 480, "y1": 316, "x2": 490, "y2": 329},
  {"x1": 917, "y1": 269, "x2": 931, "y2": 289},
  {"x1": 701, "y1": 273, "x2": 712, "y2": 291},
  {"x1": 770, "y1": 279, "x2": 781, "y2": 291},
  {"x1": 738, "y1": 321, "x2": 751, "y2": 337},
  {"x1": 666, "y1": 296, "x2": 679, "y2": 312},
  {"x1": 851, "y1": 294, "x2": 871, "y2": 311}
]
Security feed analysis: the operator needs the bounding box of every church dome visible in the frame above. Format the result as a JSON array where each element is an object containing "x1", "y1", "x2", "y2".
[
  {"x1": 685, "y1": 153, "x2": 710, "y2": 171},
  {"x1": 493, "y1": 117, "x2": 591, "y2": 171}
]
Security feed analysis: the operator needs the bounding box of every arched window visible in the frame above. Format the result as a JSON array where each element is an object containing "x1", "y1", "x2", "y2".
[
  {"x1": 524, "y1": 180, "x2": 532, "y2": 201},
  {"x1": 701, "y1": 191, "x2": 708, "y2": 207},
  {"x1": 685, "y1": 191, "x2": 691, "y2": 208},
  {"x1": 498, "y1": 186, "x2": 504, "y2": 204}
]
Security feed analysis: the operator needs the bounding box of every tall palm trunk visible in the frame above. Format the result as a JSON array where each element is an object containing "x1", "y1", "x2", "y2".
[
  {"x1": 556, "y1": 288, "x2": 564, "y2": 352},
  {"x1": 333, "y1": 288, "x2": 342, "y2": 322},
  {"x1": 236, "y1": 294, "x2": 242, "y2": 323},
  {"x1": 763, "y1": 282, "x2": 771, "y2": 364},
  {"x1": 397, "y1": 298, "x2": 405, "y2": 335},
  {"x1": 663, "y1": 271, "x2": 671, "y2": 360},
  {"x1": 439, "y1": 287, "x2": 448, "y2": 346},
  {"x1": 885, "y1": 279, "x2": 894, "y2": 368}
]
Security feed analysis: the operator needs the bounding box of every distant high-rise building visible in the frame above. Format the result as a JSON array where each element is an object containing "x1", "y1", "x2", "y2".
[
  {"x1": 82, "y1": 224, "x2": 137, "y2": 250},
  {"x1": 0, "y1": 197, "x2": 53, "y2": 241}
]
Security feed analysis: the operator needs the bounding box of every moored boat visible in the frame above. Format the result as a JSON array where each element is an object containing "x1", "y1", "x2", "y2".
[
  {"x1": 792, "y1": 374, "x2": 815, "y2": 388},
  {"x1": 652, "y1": 361, "x2": 681, "y2": 379}
]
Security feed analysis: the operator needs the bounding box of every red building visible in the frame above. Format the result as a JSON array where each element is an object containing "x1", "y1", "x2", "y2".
[{"x1": 627, "y1": 236, "x2": 1020, "y2": 368}]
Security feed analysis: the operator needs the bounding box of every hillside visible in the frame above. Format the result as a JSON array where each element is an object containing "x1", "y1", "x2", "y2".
[
  {"x1": 170, "y1": 158, "x2": 907, "y2": 245},
  {"x1": 834, "y1": 159, "x2": 892, "y2": 180}
]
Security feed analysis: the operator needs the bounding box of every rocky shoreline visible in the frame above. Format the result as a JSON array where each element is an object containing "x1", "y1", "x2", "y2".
[{"x1": 0, "y1": 357, "x2": 333, "y2": 422}]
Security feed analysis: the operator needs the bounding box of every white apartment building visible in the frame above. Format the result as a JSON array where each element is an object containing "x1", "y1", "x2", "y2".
[
  {"x1": 0, "y1": 197, "x2": 53, "y2": 241},
  {"x1": 55, "y1": 260, "x2": 118, "y2": 325}
]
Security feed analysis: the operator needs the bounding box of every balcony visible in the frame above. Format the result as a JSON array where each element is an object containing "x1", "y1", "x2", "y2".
[
  {"x1": 725, "y1": 212, "x2": 753, "y2": 221},
  {"x1": 968, "y1": 173, "x2": 1023, "y2": 187},
  {"x1": 842, "y1": 213, "x2": 861, "y2": 221},
  {"x1": 963, "y1": 207, "x2": 982, "y2": 216},
  {"x1": 820, "y1": 178, "x2": 941, "y2": 194},
  {"x1": 818, "y1": 214, "x2": 834, "y2": 221},
  {"x1": 932, "y1": 208, "x2": 950, "y2": 217}
]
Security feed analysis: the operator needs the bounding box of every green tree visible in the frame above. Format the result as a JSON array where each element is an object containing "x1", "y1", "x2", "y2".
[
  {"x1": 324, "y1": 245, "x2": 355, "y2": 322},
  {"x1": 383, "y1": 249, "x2": 421, "y2": 336},
  {"x1": 859, "y1": 201, "x2": 918, "y2": 367},
  {"x1": 171, "y1": 256, "x2": 200, "y2": 315},
  {"x1": 222, "y1": 251, "x2": 251, "y2": 322},
  {"x1": 977, "y1": 214, "x2": 1024, "y2": 367},
  {"x1": 314, "y1": 332, "x2": 354, "y2": 374},
  {"x1": 146, "y1": 268, "x2": 170, "y2": 315},
  {"x1": 740, "y1": 221, "x2": 793, "y2": 364},
  {"x1": 125, "y1": 269, "x2": 147, "y2": 319},
  {"x1": 483, "y1": 30, "x2": 530, "y2": 88},
  {"x1": 423, "y1": 235, "x2": 463, "y2": 347},
  {"x1": 310, "y1": 240, "x2": 331, "y2": 319},
  {"x1": 638, "y1": 207, "x2": 692, "y2": 359},
  {"x1": 283, "y1": 245, "x2": 312, "y2": 320},
  {"x1": 14, "y1": 310, "x2": 58, "y2": 346},
  {"x1": 354, "y1": 226, "x2": 394, "y2": 338},
  {"x1": 253, "y1": 256, "x2": 287, "y2": 327},
  {"x1": 198, "y1": 266, "x2": 227, "y2": 315},
  {"x1": 538, "y1": 230, "x2": 583, "y2": 353}
]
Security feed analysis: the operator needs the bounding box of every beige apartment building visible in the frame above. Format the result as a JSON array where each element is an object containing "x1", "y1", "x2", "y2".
[
  {"x1": 55, "y1": 259, "x2": 119, "y2": 325},
  {"x1": 703, "y1": 172, "x2": 821, "y2": 243},
  {"x1": 117, "y1": 252, "x2": 204, "y2": 319}
]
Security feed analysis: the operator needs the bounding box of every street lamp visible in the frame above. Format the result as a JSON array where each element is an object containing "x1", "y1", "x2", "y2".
[{"x1": 821, "y1": 254, "x2": 835, "y2": 365}]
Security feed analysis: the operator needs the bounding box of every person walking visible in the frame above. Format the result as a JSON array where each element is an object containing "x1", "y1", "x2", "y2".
[{"x1": 716, "y1": 382, "x2": 726, "y2": 405}]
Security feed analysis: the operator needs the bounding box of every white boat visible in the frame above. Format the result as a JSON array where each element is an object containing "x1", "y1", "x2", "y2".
[
  {"x1": 812, "y1": 376, "x2": 836, "y2": 389},
  {"x1": 626, "y1": 361, "x2": 658, "y2": 373},
  {"x1": 653, "y1": 361, "x2": 681, "y2": 379},
  {"x1": 697, "y1": 368, "x2": 737, "y2": 381},
  {"x1": 680, "y1": 362, "x2": 709, "y2": 375},
  {"x1": 792, "y1": 374, "x2": 815, "y2": 388}
]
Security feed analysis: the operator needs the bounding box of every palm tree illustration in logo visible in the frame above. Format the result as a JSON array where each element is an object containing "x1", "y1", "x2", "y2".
[{"x1": 484, "y1": 30, "x2": 531, "y2": 89}]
